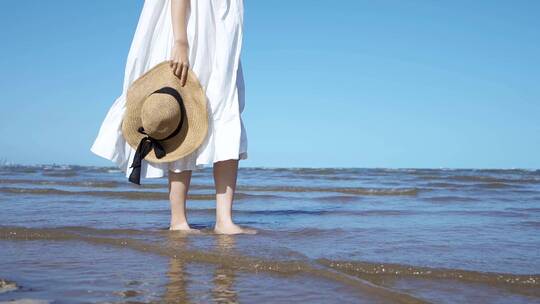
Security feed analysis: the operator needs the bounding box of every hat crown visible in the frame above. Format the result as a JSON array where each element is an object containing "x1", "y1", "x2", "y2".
[
  {"x1": 141, "y1": 93, "x2": 182, "y2": 140},
  {"x1": 121, "y1": 61, "x2": 208, "y2": 169}
]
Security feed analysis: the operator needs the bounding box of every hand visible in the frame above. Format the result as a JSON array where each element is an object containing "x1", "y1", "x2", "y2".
[{"x1": 170, "y1": 40, "x2": 189, "y2": 86}]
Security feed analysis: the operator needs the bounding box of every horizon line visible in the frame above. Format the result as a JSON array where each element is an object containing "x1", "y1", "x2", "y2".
[{"x1": 0, "y1": 161, "x2": 538, "y2": 171}]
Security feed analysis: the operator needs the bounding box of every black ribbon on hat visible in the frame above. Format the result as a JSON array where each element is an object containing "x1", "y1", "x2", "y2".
[{"x1": 128, "y1": 87, "x2": 185, "y2": 185}]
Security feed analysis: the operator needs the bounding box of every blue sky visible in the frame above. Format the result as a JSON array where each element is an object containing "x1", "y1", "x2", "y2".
[{"x1": 0, "y1": 0, "x2": 538, "y2": 169}]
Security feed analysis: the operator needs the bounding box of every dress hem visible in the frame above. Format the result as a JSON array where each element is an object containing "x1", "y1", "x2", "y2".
[
  {"x1": 90, "y1": 144, "x2": 248, "y2": 180},
  {"x1": 168, "y1": 151, "x2": 248, "y2": 174}
]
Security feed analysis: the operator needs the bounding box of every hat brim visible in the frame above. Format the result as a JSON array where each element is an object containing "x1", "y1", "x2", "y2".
[{"x1": 121, "y1": 61, "x2": 209, "y2": 163}]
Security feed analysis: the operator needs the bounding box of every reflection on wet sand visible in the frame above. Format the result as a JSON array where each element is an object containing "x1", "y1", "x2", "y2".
[
  {"x1": 163, "y1": 233, "x2": 238, "y2": 303},
  {"x1": 164, "y1": 233, "x2": 191, "y2": 303},
  {"x1": 212, "y1": 235, "x2": 238, "y2": 304}
]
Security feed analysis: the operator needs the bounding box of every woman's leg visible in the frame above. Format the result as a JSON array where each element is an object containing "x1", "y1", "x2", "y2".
[
  {"x1": 168, "y1": 169, "x2": 197, "y2": 231},
  {"x1": 213, "y1": 159, "x2": 257, "y2": 234}
]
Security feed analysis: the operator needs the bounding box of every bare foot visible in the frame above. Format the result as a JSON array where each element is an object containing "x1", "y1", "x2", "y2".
[
  {"x1": 169, "y1": 223, "x2": 201, "y2": 234},
  {"x1": 214, "y1": 223, "x2": 257, "y2": 235}
]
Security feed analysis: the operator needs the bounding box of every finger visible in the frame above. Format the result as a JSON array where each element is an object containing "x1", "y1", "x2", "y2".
[
  {"x1": 180, "y1": 65, "x2": 188, "y2": 86},
  {"x1": 174, "y1": 63, "x2": 182, "y2": 77},
  {"x1": 171, "y1": 61, "x2": 178, "y2": 75}
]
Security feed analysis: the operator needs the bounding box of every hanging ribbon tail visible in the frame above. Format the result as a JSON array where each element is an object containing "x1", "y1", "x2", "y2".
[
  {"x1": 128, "y1": 137, "x2": 154, "y2": 185},
  {"x1": 154, "y1": 143, "x2": 166, "y2": 159},
  {"x1": 128, "y1": 166, "x2": 142, "y2": 185}
]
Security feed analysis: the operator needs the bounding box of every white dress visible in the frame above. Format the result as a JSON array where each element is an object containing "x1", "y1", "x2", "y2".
[{"x1": 90, "y1": 0, "x2": 248, "y2": 179}]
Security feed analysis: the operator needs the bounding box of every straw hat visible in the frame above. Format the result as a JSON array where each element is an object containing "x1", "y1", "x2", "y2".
[{"x1": 121, "y1": 60, "x2": 208, "y2": 184}]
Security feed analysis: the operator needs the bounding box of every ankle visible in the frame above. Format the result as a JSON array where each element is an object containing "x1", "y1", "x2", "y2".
[
  {"x1": 215, "y1": 219, "x2": 235, "y2": 227},
  {"x1": 170, "y1": 218, "x2": 189, "y2": 226}
]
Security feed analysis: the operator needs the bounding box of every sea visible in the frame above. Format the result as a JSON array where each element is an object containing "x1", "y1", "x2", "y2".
[{"x1": 0, "y1": 164, "x2": 539, "y2": 303}]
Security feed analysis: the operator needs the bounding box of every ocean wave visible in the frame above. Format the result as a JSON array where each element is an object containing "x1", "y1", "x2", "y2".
[
  {"x1": 240, "y1": 185, "x2": 420, "y2": 196},
  {"x1": 419, "y1": 174, "x2": 539, "y2": 185},
  {"x1": 423, "y1": 195, "x2": 480, "y2": 203},
  {"x1": 0, "y1": 180, "x2": 420, "y2": 196},
  {"x1": 0, "y1": 178, "x2": 121, "y2": 188},
  {"x1": 0, "y1": 187, "x2": 281, "y2": 201}
]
